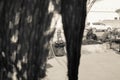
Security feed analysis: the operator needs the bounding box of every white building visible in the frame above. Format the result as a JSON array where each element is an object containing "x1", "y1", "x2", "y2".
[
  {"x1": 116, "y1": 8, "x2": 120, "y2": 19},
  {"x1": 86, "y1": 11, "x2": 119, "y2": 23}
]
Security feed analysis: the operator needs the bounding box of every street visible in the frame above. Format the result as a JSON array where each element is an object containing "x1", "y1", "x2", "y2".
[{"x1": 47, "y1": 43, "x2": 120, "y2": 80}]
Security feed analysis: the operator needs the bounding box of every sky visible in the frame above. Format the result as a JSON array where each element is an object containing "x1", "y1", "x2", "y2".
[
  {"x1": 91, "y1": 0, "x2": 120, "y2": 11},
  {"x1": 87, "y1": 0, "x2": 120, "y2": 22}
]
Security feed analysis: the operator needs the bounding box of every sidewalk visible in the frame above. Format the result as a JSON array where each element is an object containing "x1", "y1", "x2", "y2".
[{"x1": 47, "y1": 44, "x2": 120, "y2": 80}]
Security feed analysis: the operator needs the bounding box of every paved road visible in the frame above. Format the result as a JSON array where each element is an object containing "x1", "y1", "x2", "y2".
[{"x1": 47, "y1": 44, "x2": 120, "y2": 80}]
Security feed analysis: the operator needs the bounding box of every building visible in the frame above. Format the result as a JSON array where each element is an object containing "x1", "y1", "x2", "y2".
[
  {"x1": 115, "y1": 8, "x2": 120, "y2": 19},
  {"x1": 86, "y1": 11, "x2": 119, "y2": 23}
]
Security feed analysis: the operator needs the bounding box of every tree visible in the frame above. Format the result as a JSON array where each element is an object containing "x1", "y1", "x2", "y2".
[
  {"x1": 0, "y1": 0, "x2": 87, "y2": 80},
  {"x1": 61, "y1": 0, "x2": 87, "y2": 80},
  {"x1": 0, "y1": 0, "x2": 54, "y2": 80},
  {"x1": 87, "y1": 0, "x2": 97, "y2": 13}
]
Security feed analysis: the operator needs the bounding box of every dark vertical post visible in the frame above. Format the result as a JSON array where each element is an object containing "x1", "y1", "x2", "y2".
[{"x1": 61, "y1": 0, "x2": 87, "y2": 80}]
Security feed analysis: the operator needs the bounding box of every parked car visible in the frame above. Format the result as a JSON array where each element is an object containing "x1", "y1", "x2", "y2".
[{"x1": 86, "y1": 22, "x2": 112, "y2": 32}]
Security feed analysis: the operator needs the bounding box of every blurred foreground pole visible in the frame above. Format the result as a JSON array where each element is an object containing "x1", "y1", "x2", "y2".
[{"x1": 61, "y1": 0, "x2": 87, "y2": 80}]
